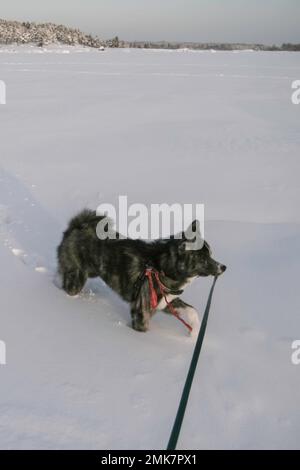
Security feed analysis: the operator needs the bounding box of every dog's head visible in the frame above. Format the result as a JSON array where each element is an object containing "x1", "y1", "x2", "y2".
[
  {"x1": 167, "y1": 220, "x2": 226, "y2": 278},
  {"x1": 177, "y1": 238, "x2": 226, "y2": 277}
]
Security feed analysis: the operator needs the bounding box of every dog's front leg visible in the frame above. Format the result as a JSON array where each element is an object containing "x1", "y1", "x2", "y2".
[
  {"x1": 163, "y1": 298, "x2": 200, "y2": 334},
  {"x1": 131, "y1": 305, "x2": 151, "y2": 332}
]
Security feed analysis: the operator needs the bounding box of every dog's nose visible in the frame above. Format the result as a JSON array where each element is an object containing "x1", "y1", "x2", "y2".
[{"x1": 218, "y1": 264, "x2": 227, "y2": 274}]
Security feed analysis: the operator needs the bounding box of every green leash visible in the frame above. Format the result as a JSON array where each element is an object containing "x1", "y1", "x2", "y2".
[{"x1": 166, "y1": 276, "x2": 218, "y2": 450}]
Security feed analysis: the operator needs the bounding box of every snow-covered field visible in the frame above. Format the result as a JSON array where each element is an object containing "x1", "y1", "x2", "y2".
[{"x1": 0, "y1": 46, "x2": 300, "y2": 449}]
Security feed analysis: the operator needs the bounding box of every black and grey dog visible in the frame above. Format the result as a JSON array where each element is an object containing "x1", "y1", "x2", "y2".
[{"x1": 57, "y1": 209, "x2": 226, "y2": 333}]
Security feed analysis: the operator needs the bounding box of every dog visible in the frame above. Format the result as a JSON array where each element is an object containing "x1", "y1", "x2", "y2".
[{"x1": 57, "y1": 209, "x2": 226, "y2": 333}]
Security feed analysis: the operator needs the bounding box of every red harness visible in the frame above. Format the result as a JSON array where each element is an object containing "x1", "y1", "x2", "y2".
[{"x1": 144, "y1": 267, "x2": 193, "y2": 333}]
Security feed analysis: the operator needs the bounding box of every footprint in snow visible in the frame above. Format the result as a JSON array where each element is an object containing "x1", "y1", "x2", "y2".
[
  {"x1": 0, "y1": 205, "x2": 49, "y2": 275},
  {"x1": 10, "y1": 246, "x2": 48, "y2": 273}
]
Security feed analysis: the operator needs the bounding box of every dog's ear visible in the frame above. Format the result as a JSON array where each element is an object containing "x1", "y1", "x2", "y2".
[
  {"x1": 177, "y1": 221, "x2": 198, "y2": 253},
  {"x1": 180, "y1": 220, "x2": 205, "y2": 251},
  {"x1": 176, "y1": 220, "x2": 202, "y2": 252},
  {"x1": 182, "y1": 219, "x2": 200, "y2": 242}
]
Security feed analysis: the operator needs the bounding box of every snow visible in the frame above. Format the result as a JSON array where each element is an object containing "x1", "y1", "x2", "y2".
[{"x1": 0, "y1": 46, "x2": 300, "y2": 449}]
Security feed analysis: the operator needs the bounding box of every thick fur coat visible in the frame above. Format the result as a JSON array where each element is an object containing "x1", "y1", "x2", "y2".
[{"x1": 57, "y1": 209, "x2": 226, "y2": 332}]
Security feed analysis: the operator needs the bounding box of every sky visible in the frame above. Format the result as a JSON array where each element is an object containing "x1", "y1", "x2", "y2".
[{"x1": 0, "y1": 0, "x2": 299, "y2": 44}]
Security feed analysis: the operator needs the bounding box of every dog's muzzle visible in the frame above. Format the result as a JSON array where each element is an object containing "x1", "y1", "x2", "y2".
[{"x1": 216, "y1": 263, "x2": 227, "y2": 275}]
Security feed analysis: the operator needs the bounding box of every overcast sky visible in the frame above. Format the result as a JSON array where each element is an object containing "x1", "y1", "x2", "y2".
[{"x1": 1, "y1": 0, "x2": 299, "y2": 44}]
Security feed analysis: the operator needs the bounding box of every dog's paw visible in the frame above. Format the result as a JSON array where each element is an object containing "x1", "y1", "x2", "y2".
[
  {"x1": 178, "y1": 307, "x2": 200, "y2": 337},
  {"x1": 132, "y1": 323, "x2": 148, "y2": 333},
  {"x1": 132, "y1": 315, "x2": 150, "y2": 332},
  {"x1": 132, "y1": 320, "x2": 149, "y2": 332}
]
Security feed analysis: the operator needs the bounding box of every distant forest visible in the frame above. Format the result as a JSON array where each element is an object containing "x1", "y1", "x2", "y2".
[
  {"x1": 123, "y1": 41, "x2": 300, "y2": 51},
  {"x1": 0, "y1": 19, "x2": 299, "y2": 51}
]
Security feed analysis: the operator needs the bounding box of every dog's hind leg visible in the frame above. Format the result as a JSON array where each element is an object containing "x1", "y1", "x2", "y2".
[
  {"x1": 163, "y1": 298, "x2": 200, "y2": 334},
  {"x1": 62, "y1": 269, "x2": 87, "y2": 296}
]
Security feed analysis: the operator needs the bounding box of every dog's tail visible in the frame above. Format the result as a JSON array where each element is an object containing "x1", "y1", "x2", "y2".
[{"x1": 63, "y1": 209, "x2": 108, "y2": 237}]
